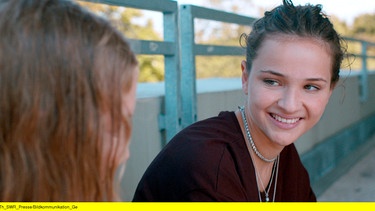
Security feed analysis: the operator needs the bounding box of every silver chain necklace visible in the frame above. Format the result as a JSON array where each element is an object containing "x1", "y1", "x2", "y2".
[
  {"x1": 238, "y1": 106, "x2": 279, "y2": 202},
  {"x1": 238, "y1": 106, "x2": 278, "y2": 163},
  {"x1": 252, "y1": 154, "x2": 279, "y2": 202}
]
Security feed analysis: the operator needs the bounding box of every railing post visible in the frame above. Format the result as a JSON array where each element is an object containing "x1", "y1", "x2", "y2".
[
  {"x1": 360, "y1": 41, "x2": 368, "y2": 103},
  {"x1": 179, "y1": 5, "x2": 197, "y2": 129},
  {"x1": 162, "y1": 4, "x2": 182, "y2": 142}
]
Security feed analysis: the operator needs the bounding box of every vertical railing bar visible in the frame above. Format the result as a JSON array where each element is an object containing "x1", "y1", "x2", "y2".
[
  {"x1": 179, "y1": 5, "x2": 197, "y2": 129},
  {"x1": 163, "y1": 7, "x2": 182, "y2": 142},
  {"x1": 360, "y1": 41, "x2": 368, "y2": 103}
]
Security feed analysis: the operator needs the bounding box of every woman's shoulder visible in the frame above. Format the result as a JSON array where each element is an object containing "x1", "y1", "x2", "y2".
[
  {"x1": 169, "y1": 111, "x2": 241, "y2": 149},
  {"x1": 178, "y1": 111, "x2": 240, "y2": 138},
  {"x1": 154, "y1": 111, "x2": 244, "y2": 169},
  {"x1": 280, "y1": 144, "x2": 301, "y2": 163},
  {"x1": 280, "y1": 144, "x2": 310, "y2": 176}
]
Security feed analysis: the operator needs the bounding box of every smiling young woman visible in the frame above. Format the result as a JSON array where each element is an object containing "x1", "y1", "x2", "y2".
[{"x1": 133, "y1": 0, "x2": 346, "y2": 202}]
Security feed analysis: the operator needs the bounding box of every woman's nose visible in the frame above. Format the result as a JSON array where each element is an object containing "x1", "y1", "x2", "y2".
[{"x1": 277, "y1": 87, "x2": 301, "y2": 113}]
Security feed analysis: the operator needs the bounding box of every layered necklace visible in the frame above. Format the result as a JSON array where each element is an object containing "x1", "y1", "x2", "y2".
[
  {"x1": 239, "y1": 106, "x2": 277, "y2": 163},
  {"x1": 238, "y1": 106, "x2": 279, "y2": 202}
]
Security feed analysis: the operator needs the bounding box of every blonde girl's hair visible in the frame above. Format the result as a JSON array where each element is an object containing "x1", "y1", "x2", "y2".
[{"x1": 0, "y1": 0, "x2": 138, "y2": 201}]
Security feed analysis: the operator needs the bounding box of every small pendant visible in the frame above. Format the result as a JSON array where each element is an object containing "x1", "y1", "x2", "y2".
[{"x1": 265, "y1": 196, "x2": 269, "y2": 202}]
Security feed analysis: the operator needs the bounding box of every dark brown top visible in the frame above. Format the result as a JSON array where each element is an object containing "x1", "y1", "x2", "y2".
[{"x1": 133, "y1": 111, "x2": 316, "y2": 202}]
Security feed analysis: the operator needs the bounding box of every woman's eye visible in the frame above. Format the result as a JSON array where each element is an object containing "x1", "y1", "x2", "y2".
[
  {"x1": 304, "y1": 84, "x2": 320, "y2": 91},
  {"x1": 264, "y1": 79, "x2": 280, "y2": 86}
]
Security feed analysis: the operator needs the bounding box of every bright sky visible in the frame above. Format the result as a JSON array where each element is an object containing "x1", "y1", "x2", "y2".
[{"x1": 176, "y1": 0, "x2": 375, "y2": 25}]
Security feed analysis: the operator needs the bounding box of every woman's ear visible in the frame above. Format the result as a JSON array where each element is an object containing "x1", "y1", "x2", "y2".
[{"x1": 241, "y1": 60, "x2": 249, "y2": 95}]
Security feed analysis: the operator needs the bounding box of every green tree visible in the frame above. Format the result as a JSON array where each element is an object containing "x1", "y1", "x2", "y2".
[
  {"x1": 351, "y1": 13, "x2": 375, "y2": 41},
  {"x1": 78, "y1": 1, "x2": 164, "y2": 82},
  {"x1": 195, "y1": 21, "x2": 249, "y2": 79},
  {"x1": 347, "y1": 13, "x2": 375, "y2": 71},
  {"x1": 193, "y1": 0, "x2": 253, "y2": 79},
  {"x1": 330, "y1": 16, "x2": 350, "y2": 37}
]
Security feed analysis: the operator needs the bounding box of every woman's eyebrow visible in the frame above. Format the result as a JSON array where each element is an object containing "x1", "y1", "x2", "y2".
[
  {"x1": 260, "y1": 70, "x2": 328, "y2": 83},
  {"x1": 306, "y1": 78, "x2": 328, "y2": 83},
  {"x1": 260, "y1": 70, "x2": 284, "y2": 77}
]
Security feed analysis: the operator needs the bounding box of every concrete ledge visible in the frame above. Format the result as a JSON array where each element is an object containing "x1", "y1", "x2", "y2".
[
  {"x1": 301, "y1": 112, "x2": 375, "y2": 196},
  {"x1": 317, "y1": 134, "x2": 375, "y2": 201}
]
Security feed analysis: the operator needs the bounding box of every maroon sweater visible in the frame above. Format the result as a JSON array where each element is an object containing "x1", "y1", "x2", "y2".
[{"x1": 133, "y1": 111, "x2": 316, "y2": 202}]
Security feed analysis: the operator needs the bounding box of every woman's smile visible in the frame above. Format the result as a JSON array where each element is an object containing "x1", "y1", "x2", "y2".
[{"x1": 271, "y1": 113, "x2": 301, "y2": 124}]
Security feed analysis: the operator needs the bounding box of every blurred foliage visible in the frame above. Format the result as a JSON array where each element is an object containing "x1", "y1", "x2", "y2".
[
  {"x1": 195, "y1": 21, "x2": 250, "y2": 79},
  {"x1": 77, "y1": 1, "x2": 164, "y2": 82},
  {"x1": 330, "y1": 13, "x2": 375, "y2": 71},
  {"x1": 352, "y1": 14, "x2": 375, "y2": 40}
]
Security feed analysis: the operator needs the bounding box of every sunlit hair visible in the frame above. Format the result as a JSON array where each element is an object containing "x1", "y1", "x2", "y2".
[
  {"x1": 0, "y1": 0, "x2": 138, "y2": 201},
  {"x1": 241, "y1": 0, "x2": 346, "y2": 88}
]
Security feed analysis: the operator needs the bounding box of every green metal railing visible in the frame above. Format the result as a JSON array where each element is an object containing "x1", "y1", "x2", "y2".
[
  {"x1": 179, "y1": 5, "x2": 256, "y2": 129},
  {"x1": 344, "y1": 37, "x2": 375, "y2": 102}
]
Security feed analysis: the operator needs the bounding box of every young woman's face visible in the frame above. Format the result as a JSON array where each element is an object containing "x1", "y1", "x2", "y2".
[
  {"x1": 119, "y1": 65, "x2": 139, "y2": 163},
  {"x1": 102, "y1": 65, "x2": 139, "y2": 176},
  {"x1": 242, "y1": 35, "x2": 333, "y2": 148}
]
